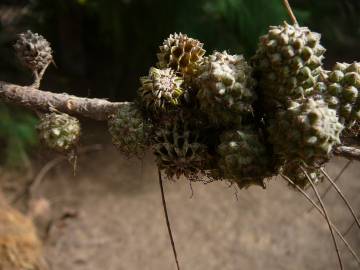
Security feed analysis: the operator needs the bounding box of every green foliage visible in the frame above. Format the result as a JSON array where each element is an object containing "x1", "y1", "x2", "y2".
[{"x1": 0, "y1": 105, "x2": 38, "y2": 167}]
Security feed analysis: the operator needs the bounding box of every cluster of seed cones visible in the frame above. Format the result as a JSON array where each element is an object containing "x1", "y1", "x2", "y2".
[
  {"x1": 14, "y1": 26, "x2": 359, "y2": 190},
  {"x1": 109, "y1": 25, "x2": 359, "y2": 189}
]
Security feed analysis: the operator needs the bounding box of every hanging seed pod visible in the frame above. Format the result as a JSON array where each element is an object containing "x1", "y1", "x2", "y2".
[
  {"x1": 14, "y1": 30, "x2": 53, "y2": 73},
  {"x1": 37, "y1": 112, "x2": 80, "y2": 154}
]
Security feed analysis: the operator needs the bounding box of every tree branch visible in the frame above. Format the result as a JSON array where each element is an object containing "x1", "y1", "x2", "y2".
[
  {"x1": 0, "y1": 80, "x2": 129, "y2": 121},
  {"x1": 334, "y1": 146, "x2": 360, "y2": 162}
]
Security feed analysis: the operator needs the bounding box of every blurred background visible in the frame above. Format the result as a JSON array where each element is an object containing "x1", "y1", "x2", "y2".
[{"x1": 0, "y1": 1, "x2": 359, "y2": 269}]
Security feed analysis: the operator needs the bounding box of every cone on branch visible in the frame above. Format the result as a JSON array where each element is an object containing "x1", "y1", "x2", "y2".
[
  {"x1": 14, "y1": 30, "x2": 53, "y2": 87},
  {"x1": 196, "y1": 51, "x2": 257, "y2": 126},
  {"x1": 108, "y1": 103, "x2": 151, "y2": 158},
  {"x1": 252, "y1": 22, "x2": 326, "y2": 109},
  {"x1": 37, "y1": 111, "x2": 81, "y2": 154},
  {"x1": 157, "y1": 33, "x2": 206, "y2": 78}
]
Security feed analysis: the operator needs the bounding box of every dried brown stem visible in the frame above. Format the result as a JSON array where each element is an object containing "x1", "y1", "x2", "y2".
[
  {"x1": 320, "y1": 168, "x2": 360, "y2": 232},
  {"x1": 281, "y1": 174, "x2": 360, "y2": 266},
  {"x1": 282, "y1": 0, "x2": 298, "y2": 25},
  {"x1": 301, "y1": 167, "x2": 343, "y2": 270},
  {"x1": 307, "y1": 160, "x2": 352, "y2": 213},
  {"x1": 0, "y1": 80, "x2": 128, "y2": 121},
  {"x1": 158, "y1": 170, "x2": 181, "y2": 270}
]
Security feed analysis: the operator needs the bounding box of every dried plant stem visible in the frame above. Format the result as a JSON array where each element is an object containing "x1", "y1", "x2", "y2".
[
  {"x1": 282, "y1": 0, "x2": 298, "y2": 25},
  {"x1": 320, "y1": 168, "x2": 360, "y2": 232},
  {"x1": 281, "y1": 174, "x2": 360, "y2": 266},
  {"x1": 158, "y1": 170, "x2": 181, "y2": 270},
  {"x1": 301, "y1": 167, "x2": 343, "y2": 270},
  {"x1": 308, "y1": 160, "x2": 352, "y2": 213}
]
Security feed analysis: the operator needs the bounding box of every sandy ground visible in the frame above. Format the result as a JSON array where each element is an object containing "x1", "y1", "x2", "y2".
[{"x1": 2, "y1": 139, "x2": 360, "y2": 270}]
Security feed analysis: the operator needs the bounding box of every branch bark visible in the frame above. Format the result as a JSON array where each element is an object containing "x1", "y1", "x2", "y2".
[
  {"x1": 334, "y1": 146, "x2": 360, "y2": 162},
  {"x1": 0, "y1": 81, "x2": 129, "y2": 121}
]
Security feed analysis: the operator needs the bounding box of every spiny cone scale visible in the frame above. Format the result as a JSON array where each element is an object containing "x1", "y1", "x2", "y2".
[
  {"x1": 196, "y1": 51, "x2": 257, "y2": 126},
  {"x1": 323, "y1": 62, "x2": 360, "y2": 127},
  {"x1": 217, "y1": 127, "x2": 271, "y2": 189},
  {"x1": 157, "y1": 33, "x2": 206, "y2": 77},
  {"x1": 37, "y1": 112, "x2": 81, "y2": 153},
  {"x1": 108, "y1": 103, "x2": 151, "y2": 158},
  {"x1": 139, "y1": 67, "x2": 184, "y2": 112},
  {"x1": 253, "y1": 22, "x2": 326, "y2": 109},
  {"x1": 153, "y1": 118, "x2": 209, "y2": 179},
  {"x1": 14, "y1": 30, "x2": 53, "y2": 72},
  {"x1": 268, "y1": 99, "x2": 343, "y2": 166}
]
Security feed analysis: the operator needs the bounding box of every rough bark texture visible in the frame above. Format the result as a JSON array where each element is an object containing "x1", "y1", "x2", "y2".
[
  {"x1": 334, "y1": 146, "x2": 360, "y2": 161},
  {"x1": 0, "y1": 81, "x2": 130, "y2": 121}
]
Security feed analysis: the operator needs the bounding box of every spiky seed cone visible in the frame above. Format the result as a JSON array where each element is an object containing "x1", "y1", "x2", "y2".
[
  {"x1": 324, "y1": 62, "x2": 360, "y2": 127},
  {"x1": 153, "y1": 119, "x2": 209, "y2": 179},
  {"x1": 196, "y1": 51, "x2": 257, "y2": 125},
  {"x1": 157, "y1": 33, "x2": 206, "y2": 77},
  {"x1": 252, "y1": 22, "x2": 326, "y2": 109},
  {"x1": 268, "y1": 99, "x2": 343, "y2": 166},
  {"x1": 14, "y1": 30, "x2": 53, "y2": 72},
  {"x1": 37, "y1": 112, "x2": 80, "y2": 153},
  {"x1": 217, "y1": 127, "x2": 271, "y2": 189},
  {"x1": 108, "y1": 103, "x2": 150, "y2": 157},
  {"x1": 139, "y1": 67, "x2": 184, "y2": 112},
  {"x1": 283, "y1": 161, "x2": 323, "y2": 189}
]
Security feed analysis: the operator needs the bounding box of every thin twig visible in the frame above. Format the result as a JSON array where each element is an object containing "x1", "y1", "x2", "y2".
[
  {"x1": 158, "y1": 170, "x2": 181, "y2": 270},
  {"x1": 344, "y1": 217, "x2": 360, "y2": 236},
  {"x1": 334, "y1": 146, "x2": 360, "y2": 161},
  {"x1": 301, "y1": 167, "x2": 344, "y2": 270},
  {"x1": 281, "y1": 174, "x2": 360, "y2": 266},
  {"x1": 320, "y1": 167, "x2": 360, "y2": 232},
  {"x1": 307, "y1": 160, "x2": 352, "y2": 213},
  {"x1": 282, "y1": 0, "x2": 298, "y2": 25}
]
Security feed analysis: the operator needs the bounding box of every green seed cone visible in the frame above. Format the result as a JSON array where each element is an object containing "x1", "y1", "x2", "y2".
[
  {"x1": 217, "y1": 127, "x2": 271, "y2": 188},
  {"x1": 196, "y1": 51, "x2": 257, "y2": 126},
  {"x1": 108, "y1": 103, "x2": 150, "y2": 157},
  {"x1": 37, "y1": 112, "x2": 80, "y2": 153},
  {"x1": 252, "y1": 22, "x2": 326, "y2": 109},
  {"x1": 268, "y1": 99, "x2": 343, "y2": 166}
]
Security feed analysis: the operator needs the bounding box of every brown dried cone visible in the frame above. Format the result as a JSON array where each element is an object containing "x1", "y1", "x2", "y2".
[
  {"x1": 217, "y1": 127, "x2": 271, "y2": 189},
  {"x1": 157, "y1": 33, "x2": 206, "y2": 77},
  {"x1": 108, "y1": 103, "x2": 151, "y2": 157},
  {"x1": 0, "y1": 192, "x2": 47, "y2": 270},
  {"x1": 268, "y1": 99, "x2": 343, "y2": 167},
  {"x1": 37, "y1": 112, "x2": 81, "y2": 154},
  {"x1": 282, "y1": 161, "x2": 324, "y2": 189},
  {"x1": 14, "y1": 30, "x2": 53, "y2": 80},
  {"x1": 139, "y1": 67, "x2": 184, "y2": 112},
  {"x1": 252, "y1": 22, "x2": 326, "y2": 109},
  {"x1": 323, "y1": 62, "x2": 360, "y2": 127},
  {"x1": 196, "y1": 51, "x2": 257, "y2": 125},
  {"x1": 153, "y1": 118, "x2": 209, "y2": 179}
]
